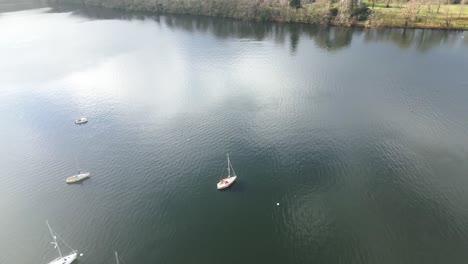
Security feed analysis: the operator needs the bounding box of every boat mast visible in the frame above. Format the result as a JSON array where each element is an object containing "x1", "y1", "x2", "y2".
[
  {"x1": 227, "y1": 154, "x2": 231, "y2": 177},
  {"x1": 46, "y1": 221, "x2": 63, "y2": 259},
  {"x1": 74, "y1": 157, "x2": 80, "y2": 174},
  {"x1": 115, "y1": 251, "x2": 120, "y2": 264}
]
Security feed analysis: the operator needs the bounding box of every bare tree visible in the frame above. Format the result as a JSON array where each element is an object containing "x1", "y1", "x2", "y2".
[
  {"x1": 402, "y1": 0, "x2": 424, "y2": 26},
  {"x1": 400, "y1": 0, "x2": 409, "y2": 8},
  {"x1": 338, "y1": 0, "x2": 356, "y2": 22},
  {"x1": 395, "y1": 0, "x2": 407, "y2": 8},
  {"x1": 424, "y1": 0, "x2": 437, "y2": 23},
  {"x1": 365, "y1": 10, "x2": 384, "y2": 26},
  {"x1": 443, "y1": 0, "x2": 453, "y2": 27},
  {"x1": 402, "y1": 1, "x2": 416, "y2": 25},
  {"x1": 415, "y1": 0, "x2": 426, "y2": 16},
  {"x1": 436, "y1": 0, "x2": 443, "y2": 12},
  {"x1": 459, "y1": 0, "x2": 465, "y2": 17}
]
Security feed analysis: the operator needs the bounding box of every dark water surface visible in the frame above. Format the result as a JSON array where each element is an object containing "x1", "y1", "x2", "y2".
[{"x1": 1, "y1": 3, "x2": 468, "y2": 264}]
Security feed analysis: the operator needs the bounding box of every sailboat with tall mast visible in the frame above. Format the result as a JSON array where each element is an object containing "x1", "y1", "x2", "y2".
[
  {"x1": 46, "y1": 221, "x2": 78, "y2": 264},
  {"x1": 217, "y1": 154, "x2": 237, "y2": 190},
  {"x1": 66, "y1": 157, "x2": 90, "y2": 184}
]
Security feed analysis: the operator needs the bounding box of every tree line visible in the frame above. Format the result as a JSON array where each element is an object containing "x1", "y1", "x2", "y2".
[{"x1": 49, "y1": 0, "x2": 467, "y2": 29}]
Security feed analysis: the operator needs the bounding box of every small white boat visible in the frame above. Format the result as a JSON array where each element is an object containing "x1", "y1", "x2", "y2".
[
  {"x1": 46, "y1": 221, "x2": 79, "y2": 264},
  {"x1": 66, "y1": 171, "x2": 90, "y2": 184},
  {"x1": 75, "y1": 118, "x2": 88, "y2": 124},
  {"x1": 217, "y1": 154, "x2": 237, "y2": 190}
]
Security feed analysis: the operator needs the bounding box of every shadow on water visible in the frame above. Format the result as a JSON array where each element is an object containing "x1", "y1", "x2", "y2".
[
  {"x1": 225, "y1": 180, "x2": 246, "y2": 193},
  {"x1": 43, "y1": 3, "x2": 466, "y2": 53}
]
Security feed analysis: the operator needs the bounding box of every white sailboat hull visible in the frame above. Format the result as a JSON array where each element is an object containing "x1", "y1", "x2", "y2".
[
  {"x1": 48, "y1": 252, "x2": 77, "y2": 264},
  {"x1": 217, "y1": 176, "x2": 237, "y2": 190},
  {"x1": 66, "y1": 172, "x2": 90, "y2": 183}
]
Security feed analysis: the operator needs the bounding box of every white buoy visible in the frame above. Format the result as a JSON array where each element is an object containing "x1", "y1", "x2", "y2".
[
  {"x1": 80, "y1": 253, "x2": 83, "y2": 257},
  {"x1": 276, "y1": 202, "x2": 280, "y2": 206}
]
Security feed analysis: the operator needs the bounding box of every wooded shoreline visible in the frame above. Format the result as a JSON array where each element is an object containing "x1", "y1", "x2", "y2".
[{"x1": 46, "y1": 0, "x2": 468, "y2": 30}]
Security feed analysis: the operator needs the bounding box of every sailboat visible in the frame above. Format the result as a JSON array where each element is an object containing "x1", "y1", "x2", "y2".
[
  {"x1": 66, "y1": 157, "x2": 90, "y2": 184},
  {"x1": 66, "y1": 171, "x2": 90, "y2": 184},
  {"x1": 217, "y1": 154, "x2": 237, "y2": 190},
  {"x1": 46, "y1": 221, "x2": 78, "y2": 264}
]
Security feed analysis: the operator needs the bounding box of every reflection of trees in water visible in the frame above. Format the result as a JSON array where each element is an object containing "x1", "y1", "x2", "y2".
[
  {"x1": 48, "y1": 2, "x2": 138, "y2": 20},
  {"x1": 311, "y1": 27, "x2": 353, "y2": 51},
  {"x1": 289, "y1": 25, "x2": 300, "y2": 54},
  {"x1": 48, "y1": 3, "x2": 465, "y2": 52},
  {"x1": 165, "y1": 16, "x2": 274, "y2": 41},
  {"x1": 0, "y1": 0, "x2": 48, "y2": 13},
  {"x1": 161, "y1": 19, "x2": 354, "y2": 52},
  {"x1": 363, "y1": 28, "x2": 464, "y2": 52}
]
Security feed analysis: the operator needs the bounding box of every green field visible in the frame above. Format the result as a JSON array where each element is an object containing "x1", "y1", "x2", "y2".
[
  {"x1": 359, "y1": 1, "x2": 468, "y2": 29},
  {"x1": 308, "y1": 0, "x2": 467, "y2": 29}
]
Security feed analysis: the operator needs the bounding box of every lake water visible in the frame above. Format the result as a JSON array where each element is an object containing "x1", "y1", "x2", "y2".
[{"x1": 1, "y1": 3, "x2": 468, "y2": 264}]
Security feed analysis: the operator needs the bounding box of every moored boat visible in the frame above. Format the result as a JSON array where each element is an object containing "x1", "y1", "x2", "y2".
[
  {"x1": 46, "y1": 221, "x2": 80, "y2": 264},
  {"x1": 66, "y1": 171, "x2": 90, "y2": 184},
  {"x1": 75, "y1": 118, "x2": 87, "y2": 124},
  {"x1": 217, "y1": 154, "x2": 237, "y2": 190}
]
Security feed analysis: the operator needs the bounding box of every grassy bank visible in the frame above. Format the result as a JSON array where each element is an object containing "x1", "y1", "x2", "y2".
[
  {"x1": 51, "y1": 0, "x2": 468, "y2": 29},
  {"x1": 356, "y1": 1, "x2": 468, "y2": 29}
]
